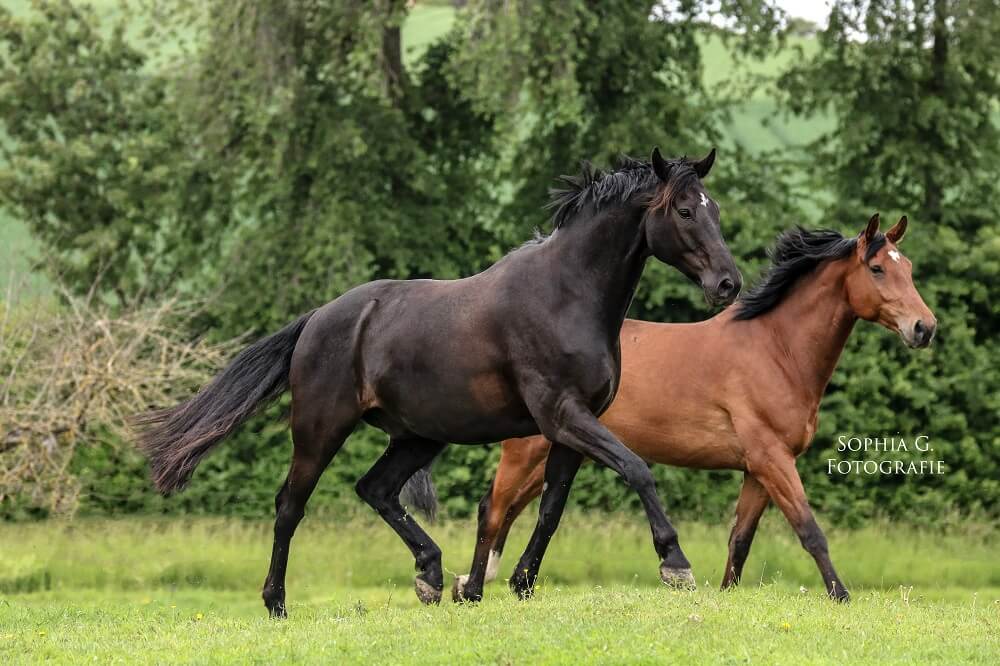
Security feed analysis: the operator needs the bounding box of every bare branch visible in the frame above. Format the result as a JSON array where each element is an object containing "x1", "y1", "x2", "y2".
[{"x1": 0, "y1": 280, "x2": 235, "y2": 516}]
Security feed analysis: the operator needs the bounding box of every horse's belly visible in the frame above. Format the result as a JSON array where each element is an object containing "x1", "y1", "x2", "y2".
[
  {"x1": 406, "y1": 404, "x2": 539, "y2": 445},
  {"x1": 606, "y1": 410, "x2": 744, "y2": 470},
  {"x1": 369, "y1": 369, "x2": 538, "y2": 444}
]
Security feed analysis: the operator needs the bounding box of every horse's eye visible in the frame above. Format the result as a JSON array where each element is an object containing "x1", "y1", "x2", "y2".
[
  {"x1": 678, "y1": 208, "x2": 691, "y2": 219},
  {"x1": 870, "y1": 264, "x2": 884, "y2": 275}
]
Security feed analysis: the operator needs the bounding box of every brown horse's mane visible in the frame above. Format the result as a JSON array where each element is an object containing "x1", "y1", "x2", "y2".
[
  {"x1": 546, "y1": 155, "x2": 699, "y2": 230},
  {"x1": 734, "y1": 226, "x2": 887, "y2": 320}
]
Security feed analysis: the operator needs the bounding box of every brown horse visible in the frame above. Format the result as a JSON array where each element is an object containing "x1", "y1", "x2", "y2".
[
  {"x1": 136, "y1": 149, "x2": 741, "y2": 617},
  {"x1": 447, "y1": 214, "x2": 936, "y2": 603}
]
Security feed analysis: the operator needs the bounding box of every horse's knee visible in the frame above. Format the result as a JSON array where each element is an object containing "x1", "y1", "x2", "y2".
[{"x1": 622, "y1": 461, "x2": 657, "y2": 496}]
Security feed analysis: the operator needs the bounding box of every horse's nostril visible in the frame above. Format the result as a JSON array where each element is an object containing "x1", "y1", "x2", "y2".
[
  {"x1": 912, "y1": 319, "x2": 935, "y2": 346},
  {"x1": 718, "y1": 277, "x2": 735, "y2": 297}
]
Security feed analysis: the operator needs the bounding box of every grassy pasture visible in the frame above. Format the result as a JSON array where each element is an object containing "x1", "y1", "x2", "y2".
[{"x1": 1, "y1": 515, "x2": 997, "y2": 663}]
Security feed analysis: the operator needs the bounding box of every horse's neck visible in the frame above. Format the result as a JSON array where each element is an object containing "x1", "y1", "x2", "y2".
[
  {"x1": 757, "y1": 260, "x2": 857, "y2": 404},
  {"x1": 541, "y1": 204, "x2": 648, "y2": 338}
]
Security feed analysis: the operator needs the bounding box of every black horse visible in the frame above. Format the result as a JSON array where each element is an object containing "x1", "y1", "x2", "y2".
[{"x1": 136, "y1": 148, "x2": 741, "y2": 617}]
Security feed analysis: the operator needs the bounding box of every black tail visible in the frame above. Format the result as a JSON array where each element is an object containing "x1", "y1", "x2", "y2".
[
  {"x1": 400, "y1": 463, "x2": 439, "y2": 522},
  {"x1": 134, "y1": 310, "x2": 316, "y2": 494}
]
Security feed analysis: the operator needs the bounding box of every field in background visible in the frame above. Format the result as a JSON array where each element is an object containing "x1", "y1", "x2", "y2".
[
  {"x1": 2, "y1": 516, "x2": 997, "y2": 662},
  {"x1": 0, "y1": 3, "x2": 826, "y2": 299}
]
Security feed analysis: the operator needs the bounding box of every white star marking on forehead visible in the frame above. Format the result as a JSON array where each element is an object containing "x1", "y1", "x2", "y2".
[
  {"x1": 699, "y1": 192, "x2": 709, "y2": 208},
  {"x1": 888, "y1": 249, "x2": 901, "y2": 263}
]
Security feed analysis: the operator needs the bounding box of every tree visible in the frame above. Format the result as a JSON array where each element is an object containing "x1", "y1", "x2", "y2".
[
  {"x1": 178, "y1": 0, "x2": 503, "y2": 336},
  {"x1": 0, "y1": 2, "x2": 213, "y2": 302}
]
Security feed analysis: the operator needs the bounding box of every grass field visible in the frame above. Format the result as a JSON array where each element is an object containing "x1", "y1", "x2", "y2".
[{"x1": 2, "y1": 515, "x2": 997, "y2": 663}]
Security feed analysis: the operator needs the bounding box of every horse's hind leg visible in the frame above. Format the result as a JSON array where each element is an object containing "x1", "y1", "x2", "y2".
[
  {"x1": 488, "y1": 467, "x2": 545, "y2": 581},
  {"x1": 454, "y1": 439, "x2": 547, "y2": 602},
  {"x1": 262, "y1": 402, "x2": 358, "y2": 618},
  {"x1": 721, "y1": 473, "x2": 770, "y2": 589},
  {"x1": 355, "y1": 436, "x2": 448, "y2": 604}
]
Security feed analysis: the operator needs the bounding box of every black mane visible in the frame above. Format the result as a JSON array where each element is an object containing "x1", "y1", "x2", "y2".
[
  {"x1": 547, "y1": 155, "x2": 698, "y2": 229},
  {"x1": 734, "y1": 227, "x2": 886, "y2": 320}
]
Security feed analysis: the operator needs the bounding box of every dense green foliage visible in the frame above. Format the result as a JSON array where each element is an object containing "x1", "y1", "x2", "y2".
[
  {"x1": 0, "y1": 1, "x2": 997, "y2": 525},
  {"x1": 772, "y1": 0, "x2": 1000, "y2": 525}
]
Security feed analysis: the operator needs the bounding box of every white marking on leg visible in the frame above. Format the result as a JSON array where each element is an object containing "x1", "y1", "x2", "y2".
[
  {"x1": 452, "y1": 574, "x2": 470, "y2": 602},
  {"x1": 699, "y1": 192, "x2": 709, "y2": 208},
  {"x1": 888, "y1": 249, "x2": 901, "y2": 263},
  {"x1": 485, "y1": 550, "x2": 501, "y2": 583}
]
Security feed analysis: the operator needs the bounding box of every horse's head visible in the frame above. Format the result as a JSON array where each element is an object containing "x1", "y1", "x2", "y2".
[
  {"x1": 844, "y1": 213, "x2": 936, "y2": 348},
  {"x1": 644, "y1": 147, "x2": 741, "y2": 307}
]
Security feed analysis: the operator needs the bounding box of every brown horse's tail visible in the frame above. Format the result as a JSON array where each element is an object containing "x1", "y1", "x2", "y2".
[{"x1": 135, "y1": 310, "x2": 316, "y2": 495}]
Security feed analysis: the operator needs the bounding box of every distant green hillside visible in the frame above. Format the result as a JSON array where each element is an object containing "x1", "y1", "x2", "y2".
[{"x1": 0, "y1": 3, "x2": 824, "y2": 298}]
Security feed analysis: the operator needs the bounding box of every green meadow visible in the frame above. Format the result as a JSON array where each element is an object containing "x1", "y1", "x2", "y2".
[{"x1": 2, "y1": 516, "x2": 998, "y2": 663}]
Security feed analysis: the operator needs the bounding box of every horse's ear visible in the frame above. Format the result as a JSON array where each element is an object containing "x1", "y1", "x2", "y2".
[
  {"x1": 651, "y1": 147, "x2": 671, "y2": 181},
  {"x1": 692, "y1": 147, "x2": 716, "y2": 179},
  {"x1": 860, "y1": 213, "x2": 880, "y2": 244},
  {"x1": 886, "y1": 215, "x2": 908, "y2": 244}
]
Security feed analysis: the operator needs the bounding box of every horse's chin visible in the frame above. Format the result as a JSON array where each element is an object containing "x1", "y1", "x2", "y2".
[
  {"x1": 898, "y1": 331, "x2": 931, "y2": 350},
  {"x1": 704, "y1": 292, "x2": 734, "y2": 309}
]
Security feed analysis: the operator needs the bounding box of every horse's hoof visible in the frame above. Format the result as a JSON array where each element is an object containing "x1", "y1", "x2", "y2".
[
  {"x1": 509, "y1": 570, "x2": 535, "y2": 600},
  {"x1": 262, "y1": 587, "x2": 287, "y2": 618},
  {"x1": 452, "y1": 575, "x2": 469, "y2": 603},
  {"x1": 414, "y1": 575, "x2": 443, "y2": 605},
  {"x1": 830, "y1": 587, "x2": 851, "y2": 603},
  {"x1": 660, "y1": 564, "x2": 697, "y2": 590},
  {"x1": 452, "y1": 575, "x2": 481, "y2": 603},
  {"x1": 452, "y1": 574, "x2": 482, "y2": 603}
]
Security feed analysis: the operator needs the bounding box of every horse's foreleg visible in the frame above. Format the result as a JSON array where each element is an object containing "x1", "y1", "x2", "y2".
[
  {"x1": 454, "y1": 438, "x2": 548, "y2": 602},
  {"x1": 452, "y1": 481, "x2": 515, "y2": 603},
  {"x1": 355, "y1": 437, "x2": 448, "y2": 605},
  {"x1": 749, "y1": 449, "x2": 849, "y2": 602},
  {"x1": 508, "y1": 442, "x2": 583, "y2": 599},
  {"x1": 721, "y1": 473, "x2": 770, "y2": 589},
  {"x1": 517, "y1": 398, "x2": 693, "y2": 596}
]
